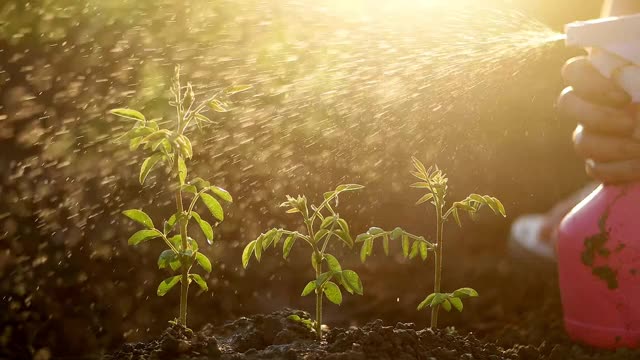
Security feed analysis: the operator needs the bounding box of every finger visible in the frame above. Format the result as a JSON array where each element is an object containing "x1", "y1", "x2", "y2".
[
  {"x1": 559, "y1": 88, "x2": 634, "y2": 135},
  {"x1": 573, "y1": 126, "x2": 640, "y2": 162},
  {"x1": 586, "y1": 159, "x2": 640, "y2": 184},
  {"x1": 562, "y1": 56, "x2": 630, "y2": 106}
]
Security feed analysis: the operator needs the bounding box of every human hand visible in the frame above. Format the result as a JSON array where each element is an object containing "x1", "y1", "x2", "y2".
[{"x1": 558, "y1": 55, "x2": 640, "y2": 183}]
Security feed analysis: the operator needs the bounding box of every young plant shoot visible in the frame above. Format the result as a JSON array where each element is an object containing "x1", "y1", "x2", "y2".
[
  {"x1": 242, "y1": 184, "x2": 365, "y2": 340},
  {"x1": 358, "y1": 157, "x2": 506, "y2": 329},
  {"x1": 113, "y1": 65, "x2": 250, "y2": 327}
]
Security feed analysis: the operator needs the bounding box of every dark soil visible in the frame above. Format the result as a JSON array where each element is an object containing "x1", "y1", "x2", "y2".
[{"x1": 106, "y1": 309, "x2": 640, "y2": 360}]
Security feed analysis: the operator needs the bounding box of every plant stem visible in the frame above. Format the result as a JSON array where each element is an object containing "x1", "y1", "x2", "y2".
[
  {"x1": 306, "y1": 218, "x2": 323, "y2": 341},
  {"x1": 314, "y1": 251, "x2": 323, "y2": 340},
  {"x1": 430, "y1": 205, "x2": 444, "y2": 329},
  {"x1": 175, "y1": 153, "x2": 190, "y2": 327}
]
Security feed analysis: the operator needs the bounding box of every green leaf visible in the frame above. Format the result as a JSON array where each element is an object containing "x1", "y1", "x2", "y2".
[
  {"x1": 315, "y1": 271, "x2": 333, "y2": 287},
  {"x1": 157, "y1": 275, "x2": 180, "y2": 296},
  {"x1": 314, "y1": 229, "x2": 329, "y2": 243},
  {"x1": 481, "y1": 196, "x2": 506, "y2": 217},
  {"x1": 417, "y1": 293, "x2": 436, "y2": 311},
  {"x1": 301, "y1": 280, "x2": 316, "y2": 296},
  {"x1": 409, "y1": 241, "x2": 420, "y2": 259},
  {"x1": 110, "y1": 108, "x2": 145, "y2": 121},
  {"x1": 452, "y1": 287, "x2": 479, "y2": 298},
  {"x1": 139, "y1": 154, "x2": 163, "y2": 185},
  {"x1": 178, "y1": 157, "x2": 187, "y2": 186},
  {"x1": 323, "y1": 191, "x2": 335, "y2": 200},
  {"x1": 255, "y1": 234, "x2": 263, "y2": 261},
  {"x1": 169, "y1": 257, "x2": 182, "y2": 271},
  {"x1": 225, "y1": 84, "x2": 252, "y2": 95},
  {"x1": 168, "y1": 234, "x2": 182, "y2": 249},
  {"x1": 191, "y1": 177, "x2": 211, "y2": 189},
  {"x1": 383, "y1": 235, "x2": 390, "y2": 256},
  {"x1": 416, "y1": 193, "x2": 434, "y2": 205},
  {"x1": 182, "y1": 248, "x2": 194, "y2": 258},
  {"x1": 359, "y1": 241, "x2": 368, "y2": 263},
  {"x1": 176, "y1": 135, "x2": 193, "y2": 159},
  {"x1": 355, "y1": 233, "x2": 372, "y2": 243},
  {"x1": 452, "y1": 208, "x2": 462, "y2": 227},
  {"x1": 125, "y1": 126, "x2": 154, "y2": 140},
  {"x1": 209, "y1": 99, "x2": 230, "y2": 112},
  {"x1": 430, "y1": 293, "x2": 447, "y2": 306},
  {"x1": 164, "y1": 213, "x2": 178, "y2": 234},
  {"x1": 129, "y1": 137, "x2": 143, "y2": 151},
  {"x1": 181, "y1": 184, "x2": 198, "y2": 195},
  {"x1": 261, "y1": 229, "x2": 277, "y2": 250},
  {"x1": 419, "y1": 242, "x2": 429, "y2": 260},
  {"x1": 282, "y1": 235, "x2": 295, "y2": 259},
  {"x1": 320, "y1": 216, "x2": 335, "y2": 229},
  {"x1": 242, "y1": 240, "x2": 256, "y2": 268},
  {"x1": 365, "y1": 237, "x2": 374, "y2": 256},
  {"x1": 495, "y1": 198, "x2": 507, "y2": 217},
  {"x1": 191, "y1": 212, "x2": 214, "y2": 243},
  {"x1": 142, "y1": 129, "x2": 171, "y2": 144},
  {"x1": 194, "y1": 113, "x2": 213, "y2": 128},
  {"x1": 287, "y1": 314, "x2": 315, "y2": 331},
  {"x1": 128, "y1": 229, "x2": 161, "y2": 246},
  {"x1": 158, "y1": 250, "x2": 177, "y2": 269},
  {"x1": 150, "y1": 138, "x2": 164, "y2": 152},
  {"x1": 311, "y1": 252, "x2": 321, "y2": 271},
  {"x1": 411, "y1": 156, "x2": 427, "y2": 176},
  {"x1": 324, "y1": 281, "x2": 343, "y2": 305},
  {"x1": 200, "y1": 193, "x2": 224, "y2": 221},
  {"x1": 449, "y1": 297, "x2": 463, "y2": 312},
  {"x1": 324, "y1": 254, "x2": 342, "y2": 272},
  {"x1": 190, "y1": 274, "x2": 208, "y2": 291},
  {"x1": 335, "y1": 229, "x2": 353, "y2": 248},
  {"x1": 441, "y1": 299, "x2": 452, "y2": 312},
  {"x1": 440, "y1": 299, "x2": 451, "y2": 312},
  {"x1": 390, "y1": 227, "x2": 403, "y2": 240},
  {"x1": 272, "y1": 231, "x2": 284, "y2": 248},
  {"x1": 340, "y1": 270, "x2": 363, "y2": 295},
  {"x1": 335, "y1": 184, "x2": 364, "y2": 192},
  {"x1": 209, "y1": 186, "x2": 233, "y2": 202},
  {"x1": 336, "y1": 218, "x2": 350, "y2": 235},
  {"x1": 122, "y1": 209, "x2": 154, "y2": 229},
  {"x1": 195, "y1": 252, "x2": 212, "y2": 272},
  {"x1": 367, "y1": 227, "x2": 384, "y2": 236},
  {"x1": 402, "y1": 235, "x2": 410, "y2": 258}
]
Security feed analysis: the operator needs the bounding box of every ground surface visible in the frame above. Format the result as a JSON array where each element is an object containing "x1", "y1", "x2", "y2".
[
  {"x1": 103, "y1": 250, "x2": 640, "y2": 360},
  {"x1": 106, "y1": 308, "x2": 639, "y2": 360}
]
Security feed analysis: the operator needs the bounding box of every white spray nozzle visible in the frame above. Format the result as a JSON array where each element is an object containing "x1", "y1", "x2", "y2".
[{"x1": 565, "y1": 13, "x2": 640, "y2": 102}]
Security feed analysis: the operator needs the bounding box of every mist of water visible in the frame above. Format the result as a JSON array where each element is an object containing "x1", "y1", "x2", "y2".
[{"x1": 1, "y1": 0, "x2": 568, "y2": 249}]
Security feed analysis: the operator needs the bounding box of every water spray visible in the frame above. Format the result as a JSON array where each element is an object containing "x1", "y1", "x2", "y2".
[{"x1": 556, "y1": 13, "x2": 640, "y2": 349}]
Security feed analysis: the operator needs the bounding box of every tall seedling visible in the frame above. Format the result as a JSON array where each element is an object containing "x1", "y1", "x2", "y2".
[
  {"x1": 113, "y1": 66, "x2": 250, "y2": 327},
  {"x1": 242, "y1": 184, "x2": 366, "y2": 340},
  {"x1": 359, "y1": 158, "x2": 506, "y2": 328}
]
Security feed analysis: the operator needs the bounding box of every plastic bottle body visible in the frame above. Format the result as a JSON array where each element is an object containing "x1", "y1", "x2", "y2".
[{"x1": 557, "y1": 184, "x2": 640, "y2": 348}]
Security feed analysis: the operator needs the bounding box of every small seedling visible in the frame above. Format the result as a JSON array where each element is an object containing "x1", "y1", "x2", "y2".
[
  {"x1": 113, "y1": 65, "x2": 250, "y2": 327},
  {"x1": 358, "y1": 157, "x2": 505, "y2": 328},
  {"x1": 242, "y1": 184, "x2": 365, "y2": 340}
]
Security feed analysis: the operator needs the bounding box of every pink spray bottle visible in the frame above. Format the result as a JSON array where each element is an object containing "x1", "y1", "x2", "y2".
[{"x1": 558, "y1": 14, "x2": 640, "y2": 349}]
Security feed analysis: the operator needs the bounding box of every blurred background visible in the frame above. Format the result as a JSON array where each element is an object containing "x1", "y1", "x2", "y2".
[{"x1": 0, "y1": 0, "x2": 603, "y2": 357}]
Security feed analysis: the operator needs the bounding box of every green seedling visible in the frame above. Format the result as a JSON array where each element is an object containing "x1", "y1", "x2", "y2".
[
  {"x1": 358, "y1": 157, "x2": 506, "y2": 329},
  {"x1": 242, "y1": 184, "x2": 366, "y2": 340},
  {"x1": 113, "y1": 65, "x2": 250, "y2": 327}
]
